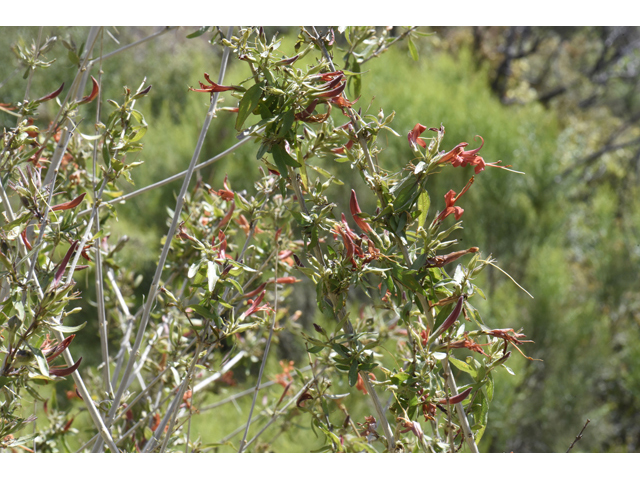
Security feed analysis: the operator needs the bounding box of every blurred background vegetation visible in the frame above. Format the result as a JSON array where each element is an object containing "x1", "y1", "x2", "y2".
[{"x1": 1, "y1": 26, "x2": 639, "y2": 452}]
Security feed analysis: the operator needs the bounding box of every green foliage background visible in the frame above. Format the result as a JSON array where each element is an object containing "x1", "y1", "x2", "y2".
[{"x1": 1, "y1": 26, "x2": 639, "y2": 452}]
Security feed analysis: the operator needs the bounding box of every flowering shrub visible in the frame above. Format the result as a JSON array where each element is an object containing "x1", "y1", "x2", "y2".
[{"x1": 0, "y1": 26, "x2": 532, "y2": 453}]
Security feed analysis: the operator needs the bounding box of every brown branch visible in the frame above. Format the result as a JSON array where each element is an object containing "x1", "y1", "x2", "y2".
[{"x1": 566, "y1": 418, "x2": 590, "y2": 453}]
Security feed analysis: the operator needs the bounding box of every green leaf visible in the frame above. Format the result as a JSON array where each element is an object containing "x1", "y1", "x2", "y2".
[
  {"x1": 417, "y1": 190, "x2": 430, "y2": 227},
  {"x1": 3, "y1": 212, "x2": 31, "y2": 231},
  {"x1": 485, "y1": 373, "x2": 494, "y2": 402},
  {"x1": 279, "y1": 109, "x2": 295, "y2": 138},
  {"x1": 348, "y1": 361, "x2": 359, "y2": 387},
  {"x1": 306, "y1": 164, "x2": 343, "y2": 185},
  {"x1": 307, "y1": 345, "x2": 325, "y2": 354},
  {"x1": 27, "y1": 344, "x2": 49, "y2": 378},
  {"x1": 272, "y1": 142, "x2": 300, "y2": 167},
  {"x1": 448, "y1": 356, "x2": 477, "y2": 376},
  {"x1": 190, "y1": 304, "x2": 214, "y2": 320},
  {"x1": 128, "y1": 126, "x2": 147, "y2": 143},
  {"x1": 236, "y1": 82, "x2": 264, "y2": 131},
  {"x1": 332, "y1": 343, "x2": 350, "y2": 359},
  {"x1": 408, "y1": 37, "x2": 419, "y2": 61},
  {"x1": 47, "y1": 321, "x2": 87, "y2": 334},
  {"x1": 186, "y1": 27, "x2": 210, "y2": 38},
  {"x1": 225, "y1": 278, "x2": 243, "y2": 294},
  {"x1": 352, "y1": 61, "x2": 362, "y2": 99}
]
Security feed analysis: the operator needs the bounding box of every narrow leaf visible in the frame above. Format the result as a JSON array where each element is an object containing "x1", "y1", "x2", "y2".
[
  {"x1": 236, "y1": 82, "x2": 263, "y2": 131},
  {"x1": 348, "y1": 362, "x2": 358, "y2": 387}
]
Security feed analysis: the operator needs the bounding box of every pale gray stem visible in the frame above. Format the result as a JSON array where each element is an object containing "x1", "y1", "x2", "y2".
[
  {"x1": 156, "y1": 345, "x2": 202, "y2": 453},
  {"x1": 193, "y1": 351, "x2": 245, "y2": 393},
  {"x1": 76, "y1": 129, "x2": 262, "y2": 217},
  {"x1": 87, "y1": 27, "x2": 178, "y2": 67},
  {"x1": 75, "y1": 366, "x2": 172, "y2": 452},
  {"x1": 94, "y1": 228, "x2": 112, "y2": 396},
  {"x1": 241, "y1": 368, "x2": 326, "y2": 452},
  {"x1": 443, "y1": 358, "x2": 478, "y2": 452},
  {"x1": 98, "y1": 26, "x2": 235, "y2": 452},
  {"x1": 238, "y1": 248, "x2": 279, "y2": 453},
  {"x1": 199, "y1": 365, "x2": 312, "y2": 412},
  {"x1": 107, "y1": 268, "x2": 136, "y2": 389},
  {"x1": 144, "y1": 332, "x2": 211, "y2": 453}
]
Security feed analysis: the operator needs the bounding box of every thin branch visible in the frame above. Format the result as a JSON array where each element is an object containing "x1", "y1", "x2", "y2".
[
  {"x1": 199, "y1": 365, "x2": 312, "y2": 412},
  {"x1": 75, "y1": 366, "x2": 172, "y2": 452},
  {"x1": 76, "y1": 128, "x2": 261, "y2": 217},
  {"x1": 238, "y1": 242, "x2": 279, "y2": 453},
  {"x1": 566, "y1": 419, "x2": 591, "y2": 453},
  {"x1": 193, "y1": 351, "x2": 245, "y2": 393},
  {"x1": 97, "y1": 25, "x2": 235, "y2": 451},
  {"x1": 241, "y1": 367, "x2": 327, "y2": 452},
  {"x1": 93, "y1": 35, "x2": 113, "y2": 396},
  {"x1": 87, "y1": 27, "x2": 178, "y2": 67}
]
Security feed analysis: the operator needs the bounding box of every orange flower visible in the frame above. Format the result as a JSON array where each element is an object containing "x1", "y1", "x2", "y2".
[
  {"x1": 350, "y1": 189, "x2": 372, "y2": 233},
  {"x1": 241, "y1": 291, "x2": 273, "y2": 319},
  {"x1": 210, "y1": 174, "x2": 235, "y2": 201},
  {"x1": 435, "y1": 177, "x2": 474, "y2": 223},
  {"x1": 274, "y1": 360, "x2": 294, "y2": 388},
  {"x1": 355, "y1": 372, "x2": 376, "y2": 395},
  {"x1": 189, "y1": 73, "x2": 239, "y2": 94},
  {"x1": 408, "y1": 123, "x2": 427, "y2": 149},
  {"x1": 438, "y1": 136, "x2": 508, "y2": 174},
  {"x1": 448, "y1": 333, "x2": 490, "y2": 357}
]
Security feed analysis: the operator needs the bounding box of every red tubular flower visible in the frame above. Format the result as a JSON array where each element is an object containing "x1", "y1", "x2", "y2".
[
  {"x1": 426, "y1": 247, "x2": 479, "y2": 268},
  {"x1": 21, "y1": 229, "x2": 32, "y2": 251},
  {"x1": 49, "y1": 357, "x2": 82, "y2": 377},
  {"x1": 435, "y1": 177, "x2": 474, "y2": 223},
  {"x1": 176, "y1": 221, "x2": 197, "y2": 242},
  {"x1": 408, "y1": 123, "x2": 427, "y2": 149},
  {"x1": 51, "y1": 192, "x2": 86, "y2": 212},
  {"x1": 315, "y1": 81, "x2": 346, "y2": 98},
  {"x1": 269, "y1": 276, "x2": 300, "y2": 284},
  {"x1": 189, "y1": 73, "x2": 239, "y2": 93},
  {"x1": 275, "y1": 54, "x2": 299, "y2": 66},
  {"x1": 35, "y1": 83, "x2": 64, "y2": 103},
  {"x1": 349, "y1": 189, "x2": 372, "y2": 233},
  {"x1": 295, "y1": 100, "x2": 319, "y2": 121},
  {"x1": 330, "y1": 94, "x2": 359, "y2": 110},
  {"x1": 486, "y1": 328, "x2": 536, "y2": 360},
  {"x1": 438, "y1": 136, "x2": 509, "y2": 174},
  {"x1": 318, "y1": 71, "x2": 344, "y2": 81},
  {"x1": 78, "y1": 76, "x2": 99, "y2": 105},
  {"x1": 212, "y1": 230, "x2": 232, "y2": 261},
  {"x1": 432, "y1": 295, "x2": 464, "y2": 338},
  {"x1": 437, "y1": 386, "x2": 472, "y2": 405},
  {"x1": 356, "y1": 372, "x2": 376, "y2": 395},
  {"x1": 51, "y1": 241, "x2": 78, "y2": 290},
  {"x1": 242, "y1": 282, "x2": 267, "y2": 299},
  {"x1": 242, "y1": 291, "x2": 273, "y2": 318},
  {"x1": 42, "y1": 335, "x2": 76, "y2": 363},
  {"x1": 219, "y1": 201, "x2": 235, "y2": 229},
  {"x1": 448, "y1": 333, "x2": 490, "y2": 357},
  {"x1": 210, "y1": 174, "x2": 235, "y2": 201},
  {"x1": 398, "y1": 418, "x2": 424, "y2": 441}
]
